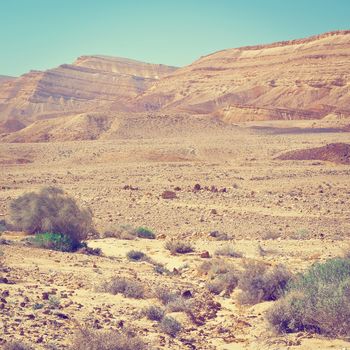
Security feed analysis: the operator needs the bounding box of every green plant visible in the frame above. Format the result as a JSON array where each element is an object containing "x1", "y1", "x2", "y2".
[
  {"x1": 143, "y1": 305, "x2": 165, "y2": 321},
  {"x1": 135, "y1": 227, "x2": 155, "y2": 239},
  {"x1": 165, "y1": 240, "x2": 194, "y2": 254},
  {"x1": 30, "y1": 232, "x2": 79, "y2": 252},
  {"x1": 100, "y1": 277, "x2": 145, "y2": 299},
  {"x1": 160, "y1": 316, "x2": 182, "y2": 337},
  {"x1": 9, "y1": 187, "x2": 94, "y2": 247},
  {"x1": 267, "y1": 258, "x2": 350, "y2": 337},
  {"x1": 70, "y1": 326, "x2": 147, "y2": 350},
  {"x1": 126, "y1": 250, "x2": 148, "y2": 262},
  {"x1": 237, "y1": 261, "x2": 291, "y2": 305}
]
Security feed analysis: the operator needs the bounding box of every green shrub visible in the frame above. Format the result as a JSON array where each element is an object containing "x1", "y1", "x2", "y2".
[
  {"x1": 267, "y1": 258, "x2": 350, "y2": 337},
  {"x1": 135, "y1": 227, "x2": 155, "y2": 239},
  {"x1": 9, "y1": 187, "x2": 94, "y2": 247},
  {"x1": 237, "y1": 261, "x2": 291, "y2": 305},
  {"x1": 160, "y1": 316, "x2": 182, "y2": 337},
  {"x1": 143, "y1": 305, "x2": 165, "y2": 321},
  {"x1": 70, "y1": 327, "x2": 147, "y2": 350},
  {"x1": 165, "y1": 240, "x2": 194, "y2": 254},
  {"x1": 126, "y1": 250, "x2": 148, "y2": 262},
  {"x1": 30, "y1": 232, "x2": 80, "y2": 252},
  {"x1": 100, "y1": 277, "x2": 145, "y2": 299}
]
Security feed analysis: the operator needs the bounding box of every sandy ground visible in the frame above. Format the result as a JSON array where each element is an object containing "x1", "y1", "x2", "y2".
[{"x1": 0, "y1": 122, "x2": 350, "y2": 349}]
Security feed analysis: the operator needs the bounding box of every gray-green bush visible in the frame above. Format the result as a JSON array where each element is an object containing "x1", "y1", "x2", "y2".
[
  {"x1": 267, "y1": 258, "x2": 350, "y2": 337},
  {"x1": 9, "y1": 187, "x2": 94, "y2": 247}
]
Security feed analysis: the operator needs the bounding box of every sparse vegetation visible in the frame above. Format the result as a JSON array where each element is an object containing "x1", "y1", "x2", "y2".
[
  {"x1": 3, "y1": 342, "x2": 33, "y2": 350},
  {"x1": 155, "y1": 287, "x2": 180, "y2": 305},
  {"x1": 165, "y1": 240, "x2": 194, "y2": 254},
  {"x1": 100, "y1": 276, "x2": 145, "y2": 299},
  {"x1": 127, "y1": 250, "x2": 148, "y2": 262},
  {"x1": 237, "y1": 261, "x2": 291, "y2": 305},
  {"x1": 143, "y1": 305, "x2": 165, "y2": 321},
  {"x1": 200, "y1": 259, "x2": 239, "y2": 296},
  {"x1": 30, "y1": 232, "x2": 78, "y2": 252},
  {"x1": 9, "y1": 187, "x2": 94, "y2": 248},
  {"x1": 135, "y1": 227, "x2": 155, "y2": 239},
  {"x1": 159, "y1": 316, "x2": 182, "y2": 337},
  {"x1": 215, "y1": 244, "x2": 242, "y2": 258},
  {"x1": 70, "y1": 326, "x2": 147, "y2": 350},
  {"x1": 166, "y1": 296, "x2": 192, "y2": 313},
  {"x1": 103, "y1": 224, "x2": 137, "y2": 240},
  {"x1": 267, "y1": 258, "x2": 350, "y2": 337}
]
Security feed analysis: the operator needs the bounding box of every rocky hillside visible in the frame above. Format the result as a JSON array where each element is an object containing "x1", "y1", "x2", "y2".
[
  {"x1": 1, "y1": 30, "x2": 349, "y2": 141},
  {"x1": 0, "y1": 56, "x2": 177, "y2": 132},
  {"x1": 135, "y1": 30, "x2": 350, "y2": 121}
]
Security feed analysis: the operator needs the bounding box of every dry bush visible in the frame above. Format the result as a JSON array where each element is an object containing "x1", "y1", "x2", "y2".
[
  {"x1": 99, "y1": 276, "x2": 145, "y2": 299},
  {"x1": 215, "y1": 244, "x2": 242, "y2": 258},
  {"x1": 70, "y1": 327, "x2": 147, "y2": 350},
  {"x1": 165, "y1": 240, "x2": 194, "y2": 254},
  {"x1": 200, "y1": 259, "x2": 238, "y2": 296},
  {"x1": 155, "y1": 287, "x2": 180, "y2": 305},
  {"x1": 159, "y1": 316, "x2": 182, "y2": 337},
  {"x1": 237, "y1": 260, "x2": 292, "y2": 305},
  {"x1": 3, "y1": 342, "x2": 33, "y2": 350},
  {"x1": 143, "y1": 305, "x2": 165, "y2": 321},
  {"x1": 209, "y1": 231, "x2": 231, "y2": 241},
  {"x1": 9, "y1": 187, "x2": 94, "y2": 247},
  {"x1": 267, "y1": 258, "x2": 350, "y2": 337},
  {"x1": 103, "y1": 224, "x2": 136, "y2": 240},
  {"x1": 166, "y1": 296, "x2": 193, "y2": 313},
  {"x1": 126, "y1": 250, "x2": 148, "y2": 262}
]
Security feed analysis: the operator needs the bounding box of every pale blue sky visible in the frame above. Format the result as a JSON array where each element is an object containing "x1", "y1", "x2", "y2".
[{"x1": 0, "y1": 0, "x2": 349, "y2": 76}]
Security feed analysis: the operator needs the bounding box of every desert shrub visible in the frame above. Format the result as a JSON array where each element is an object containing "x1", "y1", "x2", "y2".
[
  {"x1": 155, "y1": 287, "x2": 180, "y2": 305},
  {"x1": 30, "y1": 232, "x2": 78, "y2": 252},
  {"x1": 166, "y1": 296, "x2": 193, "y2": 313},
  {"x1": 70, "y1": 326, "x2": 147, "y2": 350},
  {"x1": 100, "y1": 276, "x2": 145, "y2": 299},
  {"x1": 78, "y1": 245, "x2": 102, "y2": 256},
  {"x1": 153, "y1": 263, "x2": 171, "y2": 275},
  {"x1": 135, "y1": 227, "x2": 155, "y2": 239},
  {"x1": 165, "y1": 240, "x2": 194, "y2": 254},
  {"x1": 127, "y1": 250, "x2": 148, "y2": 262},
  {"x1": 215, "y1": 244, "x2": 242, "y2": 258},
  {"x1": 159, "y1": 316, "x2": 182, "y2": 337},
  {"x1": 4, "y1": 342, "x2": 33, "y2": 350},
  {"x1": 237, "y1": 261, "x2": 291, "y2": 305},
  {"x1": 201, "y1": 260, "x2": 238, "y2": 296},
  {"x1": 143, "y1": 305, "x2": 165, "y2": 321},
  {"x1": 267, "y1": 258, "x2": 350, "y2": 336},
  {"x1": 9, "y1": 187, "x2": 94, "y2": 247},
  {"x1": 209, "y1": 231, "x2": 231, "y2": 241},
  {"x1": 103, "y1": 224, "x2": 137, "y2": 240}
]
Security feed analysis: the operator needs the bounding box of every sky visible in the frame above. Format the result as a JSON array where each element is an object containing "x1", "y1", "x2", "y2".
[{"x1": 0, "y1": 0, "x2": 349, "y2": 76}]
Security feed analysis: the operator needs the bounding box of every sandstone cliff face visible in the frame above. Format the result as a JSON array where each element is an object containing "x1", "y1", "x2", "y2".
[
  {"x1": 0, "y1": 56, "x2": 177, "y2": 128},
  {"x1": 135, "y1": 30, "x2": 350, "y2": 121}
]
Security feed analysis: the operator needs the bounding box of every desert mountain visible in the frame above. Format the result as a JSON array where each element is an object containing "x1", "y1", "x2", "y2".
[
  {"x1": 134, "y1": 30, "x2": 350, "y2": 121},
  {"x1": 0, "y1": 56, "x2": 177, "y2": 132},
  {"x1": 0, "y1": 75, "x2": 15, "y2": 84},
  {"x1": 0, "y1": 30, "x2": 349, "y2": 142}
]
